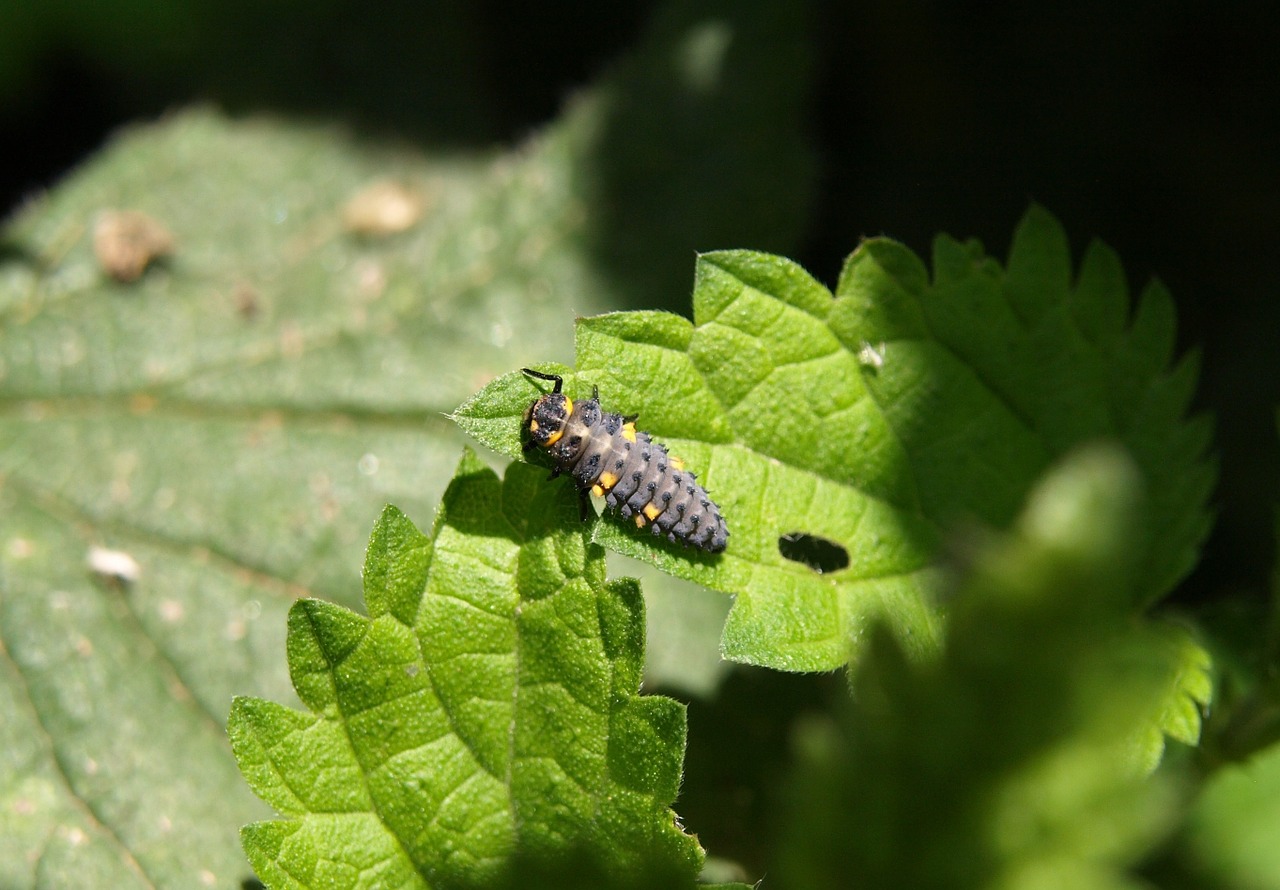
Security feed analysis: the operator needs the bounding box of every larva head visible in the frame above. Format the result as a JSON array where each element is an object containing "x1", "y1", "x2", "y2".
[
  {"x1": 521, "y1": 368, "x2": 574, "y2": 449},
  {"x1": 526, "y1": 391, "x2": 573, "y2": 448}
]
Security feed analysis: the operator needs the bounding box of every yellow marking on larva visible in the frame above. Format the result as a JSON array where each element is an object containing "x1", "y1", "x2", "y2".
[
  {"x1": 634, "y1": 513, "x2": 647, "y2": 527},
  {"x1": 591, "y1": 471, "x2": 619, "y2": 497},
  {"x1": 643, "y1": 503, "x2": 663, "y2": 521},
  {"x1": 669, "y1": 455, "x2": 685, "y2": 471},
  {"x1": 529, "y1": 419, "x2": 539, "y2": 432},
  {"x1": 543, "y1": 428, "x2": 564, "y2": 447},
  {"x1": 563, "y1": 396, "x2": 574, "y2": 415},
  {"x1": 622, "y1": 422, "x2": 637, "y2": 443}
]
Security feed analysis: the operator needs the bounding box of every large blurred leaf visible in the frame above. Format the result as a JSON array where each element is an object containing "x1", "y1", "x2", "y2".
[
  {"x1": 773, "y1": 446, "x2": 1186, "y2": 889},
  {"x1": 456, "y1": 207, "x2": 1215, "y2": 672},
  {"x1": 1173, "y1": 742, "x2": 1280, "y2": 890},
  {"x1": 0, "y1": 1, "x2": 816, "y2": 878},
  {"x1": 0, "y1": 105, "x2": 589, "y2": 887}
]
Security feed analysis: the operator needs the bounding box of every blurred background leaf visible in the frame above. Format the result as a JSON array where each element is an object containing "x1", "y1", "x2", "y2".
[
  {"x1": 0, "y1": 2, "x2": 815, "y2": 883},
  {"x1": 1158, "y1": 741, "x2": 1280, "y2": 890},
  {"x1": 772, "y1": 446, "x2": 1187, "y2": 889}
]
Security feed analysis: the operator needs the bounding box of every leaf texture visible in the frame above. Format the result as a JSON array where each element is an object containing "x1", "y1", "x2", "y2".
[
  {"x1": 456, "y1": 207, "x2": 1215, "y2": 672},
  {"x1": 229, "y1": 452, "x2": 702, "y2": 889}
]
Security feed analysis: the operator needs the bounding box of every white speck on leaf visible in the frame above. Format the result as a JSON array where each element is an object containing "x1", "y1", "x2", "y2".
[{"x1": 87, "y1": 546, "x2": 141, "y2": 583}]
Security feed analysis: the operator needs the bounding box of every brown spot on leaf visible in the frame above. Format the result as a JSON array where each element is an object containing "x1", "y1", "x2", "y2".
[{"x1": 93, "y1": 209, "x2": 174, "y2": 282}]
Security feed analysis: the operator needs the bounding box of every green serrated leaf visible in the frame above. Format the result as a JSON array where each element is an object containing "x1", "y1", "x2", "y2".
[
  {"x1": 455, "y1": 207, "x2": 1214, "y2": 672},
  {"x1": 773, "y1": 445, "x2": 1185, "y2": 889},
  {"x1": 1149, "y1": 622, "x2": 1213, "y2": 750},
  {"x1": 230, "y1": 452, "x2": 703, "y2": 889}
]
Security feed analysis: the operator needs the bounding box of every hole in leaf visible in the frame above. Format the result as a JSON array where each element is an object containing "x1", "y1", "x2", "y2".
[{"x1": 778, "y1": 532, "x2": 850, "y2": 574}]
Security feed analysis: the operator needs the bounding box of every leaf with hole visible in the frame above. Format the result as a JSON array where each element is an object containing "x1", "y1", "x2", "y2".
[{"x1": 455, "y1": 207, "x2": 1215, "y2": 673}]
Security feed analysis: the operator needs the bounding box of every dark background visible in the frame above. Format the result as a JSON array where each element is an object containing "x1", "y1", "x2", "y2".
[{"x1": 4, "y1": 0, "x2": 1277, "y2": 872}]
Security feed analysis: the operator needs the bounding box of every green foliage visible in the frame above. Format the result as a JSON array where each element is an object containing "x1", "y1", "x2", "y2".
[
  {"x1": 1141, "y1": 484, "x2": 1280, "y2": 890},
  {"x1": 773, "y1": 446, "x2": 1186, "y2": 890},
  {"x1": 230, "y1": 452, "x2": 704, "y2": 888},
  {"x1": 1169, "y1": 740, "x2": 1280, "y2": 889},
  {"x1": 456, "y1": 207, "x2": 1215, "y2": 673},
  {"x1": 7, "y1": 34, "x2": 1276, "y2": 886},
  {"x1": 0, "y1": 484, "x2": 263, "y2": 888}
]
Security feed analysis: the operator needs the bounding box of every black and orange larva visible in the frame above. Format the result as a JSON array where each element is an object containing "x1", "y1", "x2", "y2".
[{"x1": 522, "y1": 368, "x2": 729, "y2": 553}]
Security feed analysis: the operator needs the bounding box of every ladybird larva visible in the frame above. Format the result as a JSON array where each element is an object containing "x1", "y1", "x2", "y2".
[{"x1": 522, "y1": 368, "x2": 728, "y2": 553}]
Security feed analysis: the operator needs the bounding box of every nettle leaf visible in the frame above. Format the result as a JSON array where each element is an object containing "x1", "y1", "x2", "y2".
[
  {"x1": 229, "y1": 451, "x2": 703, "y2": 889},
  {"x1": 1145, "y1": 620, "x2": 1213, "y2": 757},
  {"x1": 774, "y1": 446, "x2": 1187, "y2": 888},
  {"x1": 455, "y1": 206, "x2": 1215, "y2": 672}
]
